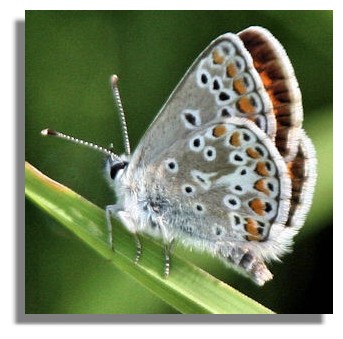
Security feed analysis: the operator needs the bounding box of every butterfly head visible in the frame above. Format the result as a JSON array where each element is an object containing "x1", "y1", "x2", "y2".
[{"x1": 105, "y1": 154, "x2": 129, "y2": 183}]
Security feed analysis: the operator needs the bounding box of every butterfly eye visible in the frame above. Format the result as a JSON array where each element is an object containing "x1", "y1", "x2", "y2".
[{"x1": 110, "y1": 161, "x2": 128, "y2": 180}]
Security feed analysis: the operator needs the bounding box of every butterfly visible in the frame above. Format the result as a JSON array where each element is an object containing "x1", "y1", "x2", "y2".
[{"x1": 42, "y1": 26, "x2": 317, "y2": 286}]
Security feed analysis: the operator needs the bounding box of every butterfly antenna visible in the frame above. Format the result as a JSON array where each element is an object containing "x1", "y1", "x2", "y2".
[
  {"x1": 40, "y1": 128, "x2": 123, "y2": 162},
  {"x1": 111, "y1": 74, "x2": 131, "y2": 155}
]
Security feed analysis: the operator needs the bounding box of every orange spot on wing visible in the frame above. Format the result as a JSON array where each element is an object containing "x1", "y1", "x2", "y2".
[
  {"x1": 246, "y1": 147, "x2": 261, "y2": 159},
  {"x1": 229, "y1": 131, "x2": 241, "y2": 147},
  {"x1": 212, "y1": 50, "x2": 224, "y2": 65},
  {"x1": 287, "y1": 161, "x2": 295, "y2": 180},
  {"x1": 255, "y1": 161, "x2": 269, "y2": 176},
  {"x1": 226, "y1": 63, "x2": 237, "y2": 77},
  {"x1": 268, "y1": 90, "x2": 282, "y2": 110},
  {"x1": 237, "y1": 96, "x2": 255, "y2": 114},
  {"x1": 254, "y1": 63, "x2": 280, "y2": 114},
  {"x1": 245, "y1": 218, "x2": 261, "y2": 241},
  {"x1": 249, "y1": 199, "x2": 265, "y2": 216},
  {"x1": 254, "y1": 179, "x2": 269, "y2": 196},
  {"x1": 253, "y1": 59, "x2": 262, "y2": 70},
  {"x1": 259, "y1": 70, "x2": 273, "y2": 88},
  {"x1": 212, "y1": 124, "x2": 227, "y2": 137},
  {"x1": 233, "y1": 78, "x2": 247, "y2": 95}
]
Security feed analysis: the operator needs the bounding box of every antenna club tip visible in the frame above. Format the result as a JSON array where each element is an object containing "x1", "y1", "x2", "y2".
[
  {"x1": 111, "y1": 74, "x2": 119, "y2": 87},
  {"x1": 41, "y1": 128, "x2": 57, "y2": 136}
]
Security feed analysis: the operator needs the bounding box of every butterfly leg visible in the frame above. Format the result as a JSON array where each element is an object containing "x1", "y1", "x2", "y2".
[
  {"x1": 155, "y1": 217, "x2": 175, "y2": 277},
  {"x1": 133, "y1": 233, "x2": 142, "y2": 264},
  {"x1": 105, "y1": 204, "x2": 121, "y2": 251},
  {"x1": 163, "y1": 239, "x2": 175, "y2": 278},
  {"x1": 114, "y1": 210, "x2": 143, "y2": 263},
  {"x1": 106, "y1": 205, "x2": 142, "y2": 262}
]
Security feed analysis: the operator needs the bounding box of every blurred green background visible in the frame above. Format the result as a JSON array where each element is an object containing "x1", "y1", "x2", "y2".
[{"x1": 25, "y1": 10, "x2": 332, "y2": 314}]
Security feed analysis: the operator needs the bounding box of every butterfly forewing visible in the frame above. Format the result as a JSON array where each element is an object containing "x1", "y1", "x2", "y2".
[{"x1": 130, "y1": 32, "x2": 277, "y2": 169}]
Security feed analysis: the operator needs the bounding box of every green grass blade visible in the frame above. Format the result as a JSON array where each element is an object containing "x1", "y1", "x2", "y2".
[{"x1": 25, "y1": 161, "x2": 273, "y2": 314}]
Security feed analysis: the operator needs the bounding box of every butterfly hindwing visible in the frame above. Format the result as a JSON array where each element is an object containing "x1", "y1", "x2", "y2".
[{"x1": 139, "y1": 118, "x2": 291, "y2": 259}]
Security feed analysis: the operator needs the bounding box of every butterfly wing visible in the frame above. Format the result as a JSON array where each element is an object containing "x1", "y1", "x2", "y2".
[
  {"x1": 139, "y1": 118, "x2": 291, "y2": 256},
  {"x1": 122, "y1": 27, "x2": 316, "y2": 285},
  {"x1": 128, "y1": 26, "x2": 316, "y2": 234},
  {"x1": 129, "y1": 30, "x2": 276, "y2": 169}
]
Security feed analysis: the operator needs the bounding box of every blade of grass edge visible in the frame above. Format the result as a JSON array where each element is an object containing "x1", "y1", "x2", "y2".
[{"x1": 25, "y1": 161, "x2": 274, "y2": 314}]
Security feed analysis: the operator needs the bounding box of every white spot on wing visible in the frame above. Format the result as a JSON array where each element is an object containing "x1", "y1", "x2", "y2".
[
  {"x1": 203, "y1": 146, "x2": 216, "y2": 161},
  {"x1": 181, "y1": 184, "x2": 196, "y2": 196},
  {"x1": 191, "y1": 170, "x2": 217, "y2": 190},
  {"x1": 189, "y1": 135, "x2": 205, "y2": 152},
  {"x1": 229, "y1": 150, "x2": 247, "y2": 165},
  {"x1": 223, "y1": 194, "x2": 241, "y2": 210},
  {"x1": 164, "y1": 158, "x2": 178, "y2": 173}
]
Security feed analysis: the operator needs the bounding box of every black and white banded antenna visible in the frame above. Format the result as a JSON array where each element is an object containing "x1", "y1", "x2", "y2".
[
  {"x1": 40, "y1": 128, "x2": 123, "y2": 163},
  {"x1": 111, "y1": 74, "x2": 131, "y2": 156}
]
